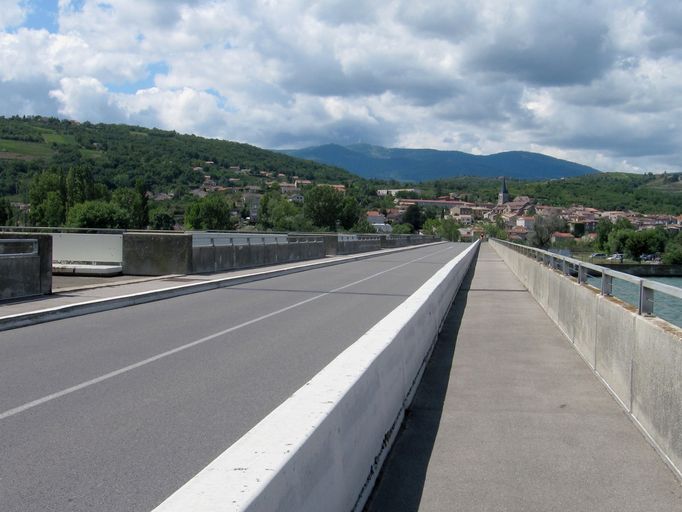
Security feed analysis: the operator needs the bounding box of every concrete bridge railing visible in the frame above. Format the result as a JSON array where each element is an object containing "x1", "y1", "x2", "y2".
[
  {"x1": 1, "y1": 227, "x2": 441, "y2": 276},
  {"x1": 490, "y1": 239, "x2": 682, "y2": 480},
  {"x1": 0, "y1": 234, "x2": 52, "y2": 300},
  {"x1": 153, "y1": 241, "x2": 480, "y2": 512}
]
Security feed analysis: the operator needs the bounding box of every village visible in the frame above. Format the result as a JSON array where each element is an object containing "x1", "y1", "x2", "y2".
[{"x1": 179, "y1": 164, "x2": 682, "y2": 245}]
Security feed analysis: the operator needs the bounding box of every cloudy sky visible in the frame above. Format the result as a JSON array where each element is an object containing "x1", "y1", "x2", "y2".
[{"x1": 1, "y1": 0, "x2": 681, "y2": 172}]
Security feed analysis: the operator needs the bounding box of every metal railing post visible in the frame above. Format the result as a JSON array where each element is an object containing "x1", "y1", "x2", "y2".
[
  {"x1": 639, "y1": 282, "x2": 654, "y2": 315},
  {"x1": 578, "y1": 264, "x2": 588, "y2": 284},
  {"x1": 601, "y1": 274, "x2": 613, "y2": 296}
]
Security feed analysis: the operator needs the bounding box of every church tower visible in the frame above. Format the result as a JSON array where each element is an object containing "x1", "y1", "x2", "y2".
[{"x1": 498, "y1": 176, "x2": 510, "y2": 205}]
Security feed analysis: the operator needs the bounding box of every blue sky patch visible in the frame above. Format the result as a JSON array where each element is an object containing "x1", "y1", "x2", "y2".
[
  {"x1": 19, "y1": 0, "x2": 58, "y2": 33},
  {"x1": 106, "y1": 61, "x2": 170, "y2": 94}
]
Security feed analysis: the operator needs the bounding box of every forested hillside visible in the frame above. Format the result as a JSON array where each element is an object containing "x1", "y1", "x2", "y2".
[
  {"x1": 422, "y1": 173, "x2": 682, "y2": 214},
  {"x1": 0, "y1": 116, "x2": 354, "y2": 197},
  {"x1": 1, "y1": 116, "x2": 681, "y2": 231}
]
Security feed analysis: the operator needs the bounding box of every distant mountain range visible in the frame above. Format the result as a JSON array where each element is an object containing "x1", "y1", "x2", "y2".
[{"x1": 280, "y1": 143, "x2": 600, "y2": 181}]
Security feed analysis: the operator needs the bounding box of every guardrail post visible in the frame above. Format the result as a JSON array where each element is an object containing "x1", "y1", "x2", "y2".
[
  {"x1": 578, "y1": 264, "x2": 588, "y2": 284},
  {"x1": 601, "y1": 274, "x2": 612, "y2": 296},
  {"x1": 211, "y1": 237, "x2": 217, "y2": 273},
  {"x1": 562, "y1": 259, "x2": 569, "y2": 275},
  {"x1": 639, "y1": 282, "x2": 654, "y2": 315}
]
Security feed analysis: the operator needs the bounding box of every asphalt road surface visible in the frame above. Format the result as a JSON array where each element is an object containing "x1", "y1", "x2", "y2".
[{"x1": 0, "y1": 242, "x2": 468, "y2": 512}]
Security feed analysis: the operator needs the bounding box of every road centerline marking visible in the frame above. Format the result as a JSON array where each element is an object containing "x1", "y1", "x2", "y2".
[{"x1": 0, "y1": 245, "x2": 459, "y2": 422}]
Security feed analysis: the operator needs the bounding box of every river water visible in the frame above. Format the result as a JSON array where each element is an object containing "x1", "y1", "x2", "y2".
[{"x1": 586, "y1": 275, "x2": 682, "y2": 328}]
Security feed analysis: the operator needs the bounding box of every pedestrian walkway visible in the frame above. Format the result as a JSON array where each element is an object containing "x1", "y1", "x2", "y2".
[{"x1": 366, "y1": 244, "x2": 682, "y2": 512}]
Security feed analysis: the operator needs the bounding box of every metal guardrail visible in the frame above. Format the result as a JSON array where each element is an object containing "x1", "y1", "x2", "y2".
[
  {"x1": 0, "y1": 238, "x2": 38, "y2": 258},
  {"x1": 494, "y1": 239, "x2": 682, "y2": 316},
  {"x1": 191, "y1": 232, "x2": 290, "y2": 247},
  {"x1": 337, "y1": 234, "x2": 381, "y2": 242}
]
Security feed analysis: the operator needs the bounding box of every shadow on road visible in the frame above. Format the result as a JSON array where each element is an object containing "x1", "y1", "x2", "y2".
[{"x1": 363, "y1": 257, "x2": 477, "y2": 512}]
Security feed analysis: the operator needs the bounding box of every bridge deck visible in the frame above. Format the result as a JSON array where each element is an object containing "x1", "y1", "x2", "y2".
[{"x1": 367, "y1": 243, "x2": 682, "y2": 512}]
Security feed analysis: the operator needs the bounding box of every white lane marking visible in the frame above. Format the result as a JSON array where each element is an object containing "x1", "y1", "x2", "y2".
[{"x1": 0, "y1": 244, "x2": 458, "y2": 422}]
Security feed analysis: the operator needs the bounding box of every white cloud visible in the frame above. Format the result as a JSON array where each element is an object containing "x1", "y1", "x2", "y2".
[
  {"x1": 0, "y1": 0, "x2": 681, "y2": 172},
  {"x1": 0, "y1": 0, "x2": 26, "y2": 30}
]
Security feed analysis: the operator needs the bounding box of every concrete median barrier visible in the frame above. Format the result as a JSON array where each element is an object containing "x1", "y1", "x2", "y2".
[{"x1": 152, "y1": 241, "x2": 479, "y2": 512}]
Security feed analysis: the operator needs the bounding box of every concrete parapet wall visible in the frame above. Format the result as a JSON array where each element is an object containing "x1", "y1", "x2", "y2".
[
  {"x1": 22, "y1": 230, "x2": 435, "y2": 276},
  {"x1": 153, "y1": 241, "x2": 479, "y2": 512},
  {"x1": 191, "y1": 238, "x2": 325, "y2": 274},
  {"x1": 123, "y1": 233, "x2": 193, "y2": 275},
  {"x1": 491, "y1": 240, "x2": 682, "y2": 479},
  {"x1": 337, "y1": 238, "x2": 382, "y2": 255},
  {"x1": 0, "y1": 233, "x2": 52, "y2": 300}
]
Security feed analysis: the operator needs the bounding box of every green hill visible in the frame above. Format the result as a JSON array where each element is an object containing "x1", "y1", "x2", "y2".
[
  {"x1": 423, "y1": 173, "x2": 682, "y2": 214},
  {"x1": 1, "y1": 116, "x2": 681, "y2": 218},
  {"x1": 0, "y1": 116, "x2": 355, "y2": 197}
]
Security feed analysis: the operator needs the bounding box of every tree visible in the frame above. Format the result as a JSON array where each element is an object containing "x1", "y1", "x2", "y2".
[
  {"x1": 133, "y1": 178, "x2": 149, "y2": 229},
  {"x1": 257, "y1": 192, "x2": 311, "y2": 231},
  {"x1": 662, "y1": 242, "x2": 682, "y2": 264},
  {"x1": 596, "y1": 218, "x2": 614, "y2": 250},
  {"x1": 350, "y1": 218, "x2": 376, "y2": 233},
  {"x1": 269, "y1": 198, "x2": 312, "y2": 231},
  {"x1": 40, "y1": 191, "x2": 66, "y2": 227},
  {"x1": 29, "y1": 170, "x2": 66, "y2": 225},
  {"x1": 184, "y1": 194, "x2": 237, "y2": 230},
  {"x1": 0, "y1": 197, "x2": 13, "y2": 225},
  {"x1": 422, "y1": 218, "x2": 441, "y2": 236},
  {"x1": 528, "y1": 214, "x2": 567, "y2": 248},
  {"x1": 613, "y1": 218, "x2": 634, "y2": 231},
  {"x1": 111, "y1": 181, "x2": 149, "y2": 229},
  {"x1": 391, "y1": 223, "x2": 413, "y2": 234},
  {"x1": 66, "y1": 200, "x2": 130, "y2": 228},
  {"x1": 607, "y1": 228, "x2": 635, "y2": 255},
  {"x1": 483, "y1": 221, "x2": 507, "y2": 240},
  {"x1": 402, "y1": 204, "x2": 423, "y2": 231},
  {"x1": 423, "y1": 205, "x2": 442, "y2": 222},
  {"x1": 624, "y1": 228, "x2": 667, "y2": 261},
  {"x1": 338, "y1": 195, "x2": 362, "y2": 230},
  {"x1": 257, "y1": 191, "x2": 279, "y2": 230},
  {"x1": 438, "y1": 219, "x2": 462, "y2": 242},
  {"x1": 149, "y1": 208, "x2": 176, "y2": 230},
  {"x1": 66, "y1": 167, "x2": 96, "y2": 206},
  {"x1": 304, "y1": 186, "x2": 344, "y2": 231}
]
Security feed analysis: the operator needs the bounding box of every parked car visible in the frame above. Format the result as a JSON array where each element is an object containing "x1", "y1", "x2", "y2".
[
  {"x1": 590, "y1": 252, "x2": 607, "y2": 259},
  {"x1": 607, "y1": 253, "x2": 624, "y2": 261}
]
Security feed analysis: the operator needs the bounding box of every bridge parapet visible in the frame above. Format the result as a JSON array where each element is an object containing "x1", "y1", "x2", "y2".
[
  {"x1": 1, "y1": 227, "x2": 440, "y2": 276},
  {"x1": 0, "y1": 233, "x2": 52, "y2": 300},
  {"x1": 491, "y1": 239, "x2": 682, "y2": 481},
  {"x1": 153, "y1": 241, "x2": 479, "y2": 512}
]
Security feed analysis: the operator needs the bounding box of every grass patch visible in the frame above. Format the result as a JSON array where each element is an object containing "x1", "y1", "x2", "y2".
[
  {"x1": 42, "y1": 132, "x2": 77, "y2": 145},
  {"x1": 80, "y1": 149, "x2": 103, "y2": 159},
  {"x1": 643, "y1": 181, "x2": 682, "y2": 194},
  {"x1": 0, "y1": 139, "x2": 54, "y2": 158},
  {"x1": 129, "y1": 130, "x2": 149, "y2": 137}
]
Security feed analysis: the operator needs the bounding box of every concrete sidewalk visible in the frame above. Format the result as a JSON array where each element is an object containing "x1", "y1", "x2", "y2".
[{"x1": 366, "y1": 244, "x2": 682, "y2": 512}]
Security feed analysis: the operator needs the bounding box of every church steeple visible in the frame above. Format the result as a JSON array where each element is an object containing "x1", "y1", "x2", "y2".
[{"x1": 498, "y1": 176, "x2": 510, "y2": 205}]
